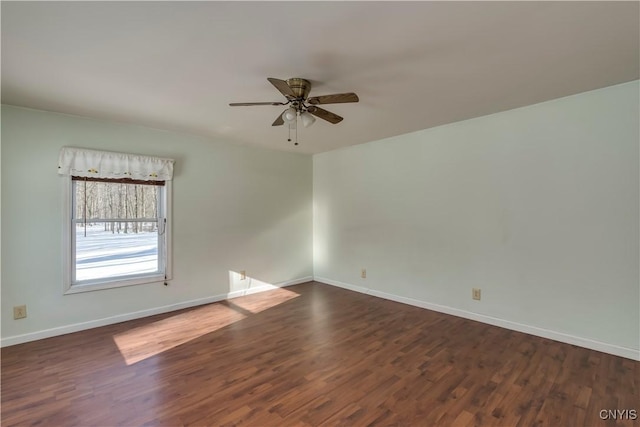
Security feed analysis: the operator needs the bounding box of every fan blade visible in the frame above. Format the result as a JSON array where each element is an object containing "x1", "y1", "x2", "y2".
[
  {"x1": 272, "y1": 110, "x2": 285, "y2": 126},
  {"x1": 307, "y1": 92, "x2": 359, "y2": 105},
  {"x1": 267, "y1": 78, "x2": 296, "y2": 98},
  {"x1": 307, "y1": 106, "x2": 343, "y2": 124},
  {"x1": 229, "y1": 102, "x2": 285, "y2": 106}
]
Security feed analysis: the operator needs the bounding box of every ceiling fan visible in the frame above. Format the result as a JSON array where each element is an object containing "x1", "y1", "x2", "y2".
[{"x1": 229, "y1": 78, "x2": 359, "y2": 128}]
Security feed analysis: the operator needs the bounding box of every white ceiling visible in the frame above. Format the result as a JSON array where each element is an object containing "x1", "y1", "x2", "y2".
[{"x1": 2, "y1": 2, "x2": 638, "y2": 154}]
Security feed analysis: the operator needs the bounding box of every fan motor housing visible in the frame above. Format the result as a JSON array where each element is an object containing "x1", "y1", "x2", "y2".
[{"x1": 286, "y1": 78, "x2": 311, "y2": 99}]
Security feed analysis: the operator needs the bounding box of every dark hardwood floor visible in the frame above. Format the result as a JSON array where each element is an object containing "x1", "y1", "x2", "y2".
[{"x1": 2, "y1": 282, "x2": 638, "y2": 426}]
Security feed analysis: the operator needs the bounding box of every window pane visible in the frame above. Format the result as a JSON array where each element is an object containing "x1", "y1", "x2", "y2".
[
  {"x1": 74, "y1": 181, "x2": 158, "y2": 220},
  {"x1": 75, "y1": 222, "x2": 159, "y2": 282}
]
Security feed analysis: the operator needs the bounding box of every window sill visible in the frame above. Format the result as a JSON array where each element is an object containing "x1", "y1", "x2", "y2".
[{"x1": 64, "y1": 274, "x2": 167, "y2": 294}]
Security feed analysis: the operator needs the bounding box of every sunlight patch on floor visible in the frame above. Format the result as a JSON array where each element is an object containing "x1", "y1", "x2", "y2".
[
  {"x1": 113, "y1": 286, "x2": 300, "y2": 365},
  {"x1": 113, "y1": 304, "x2": 245, "y2": 365},
  {"x1": 228, "y1": 270, "x2": 301, "y2": 314},
  {"x1": 229, "y1": 286, "x2": 299, "y2": 314}
]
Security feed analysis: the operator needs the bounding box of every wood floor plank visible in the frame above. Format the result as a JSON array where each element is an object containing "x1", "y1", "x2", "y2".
[{"x1": 2, "y1": 282, "x2": 638, "y2": 426}]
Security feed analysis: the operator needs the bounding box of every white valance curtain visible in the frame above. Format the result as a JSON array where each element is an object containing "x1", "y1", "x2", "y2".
[{"x1": 58, "y1": 147, "x2": 174, "y2": 181}]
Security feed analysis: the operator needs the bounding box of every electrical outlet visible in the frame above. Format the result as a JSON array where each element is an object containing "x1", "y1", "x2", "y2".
[
  {"x1": 472, "y1": 288, "x2": 481, "y2": 301},
  {"x1": 361, "y1": 268, "x2": 366, "y2": 279},
  {"x1": 240, "y1": 270, "x2": 246, "y2": 280},
  {"x1": 13, "y1": 305, "x2": 27, "y2": 320}
]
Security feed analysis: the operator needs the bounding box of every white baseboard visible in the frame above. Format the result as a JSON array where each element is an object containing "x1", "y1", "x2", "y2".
[
  {"x1": 314, "y1": 277, "x2": 369, "y2": 294},
  {"x1": 231, "y1": 276, "x2": 312, "y2": 297},
  {"x1": 314, "y1": 276, "x2": 640, "y2": 361},
  {"x1": 1, "y1": 276, "x2": 313, "y2": 348}
]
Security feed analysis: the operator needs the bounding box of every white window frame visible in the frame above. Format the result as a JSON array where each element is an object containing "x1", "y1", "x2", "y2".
[{"x1": 62, "y1": 176, "x2": 172, "y2": 294}]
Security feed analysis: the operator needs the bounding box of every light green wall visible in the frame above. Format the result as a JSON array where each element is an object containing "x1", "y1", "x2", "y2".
[
  {"x1": 1, "y1": 106, "x2": 313, "y2": 340},
  {"x1": 314, "y1": 81, "x2": 639, "y2": 357}
]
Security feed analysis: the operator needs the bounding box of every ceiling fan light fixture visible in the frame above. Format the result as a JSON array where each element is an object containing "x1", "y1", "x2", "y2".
[
  {"x1": 300, "y1": 111, "x2": 316, "y2": 128},
  {"x1": 283, "y1": 107, "x2": 297, "y2": 122}
]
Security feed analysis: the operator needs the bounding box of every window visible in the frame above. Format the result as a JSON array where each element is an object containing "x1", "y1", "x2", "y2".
[
  {"x1": 69, "y1": 177, "x2": 170, "y2": 290},
  {"x1": 59, "y1": 147, "x2": 174, "y2": 294}
]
